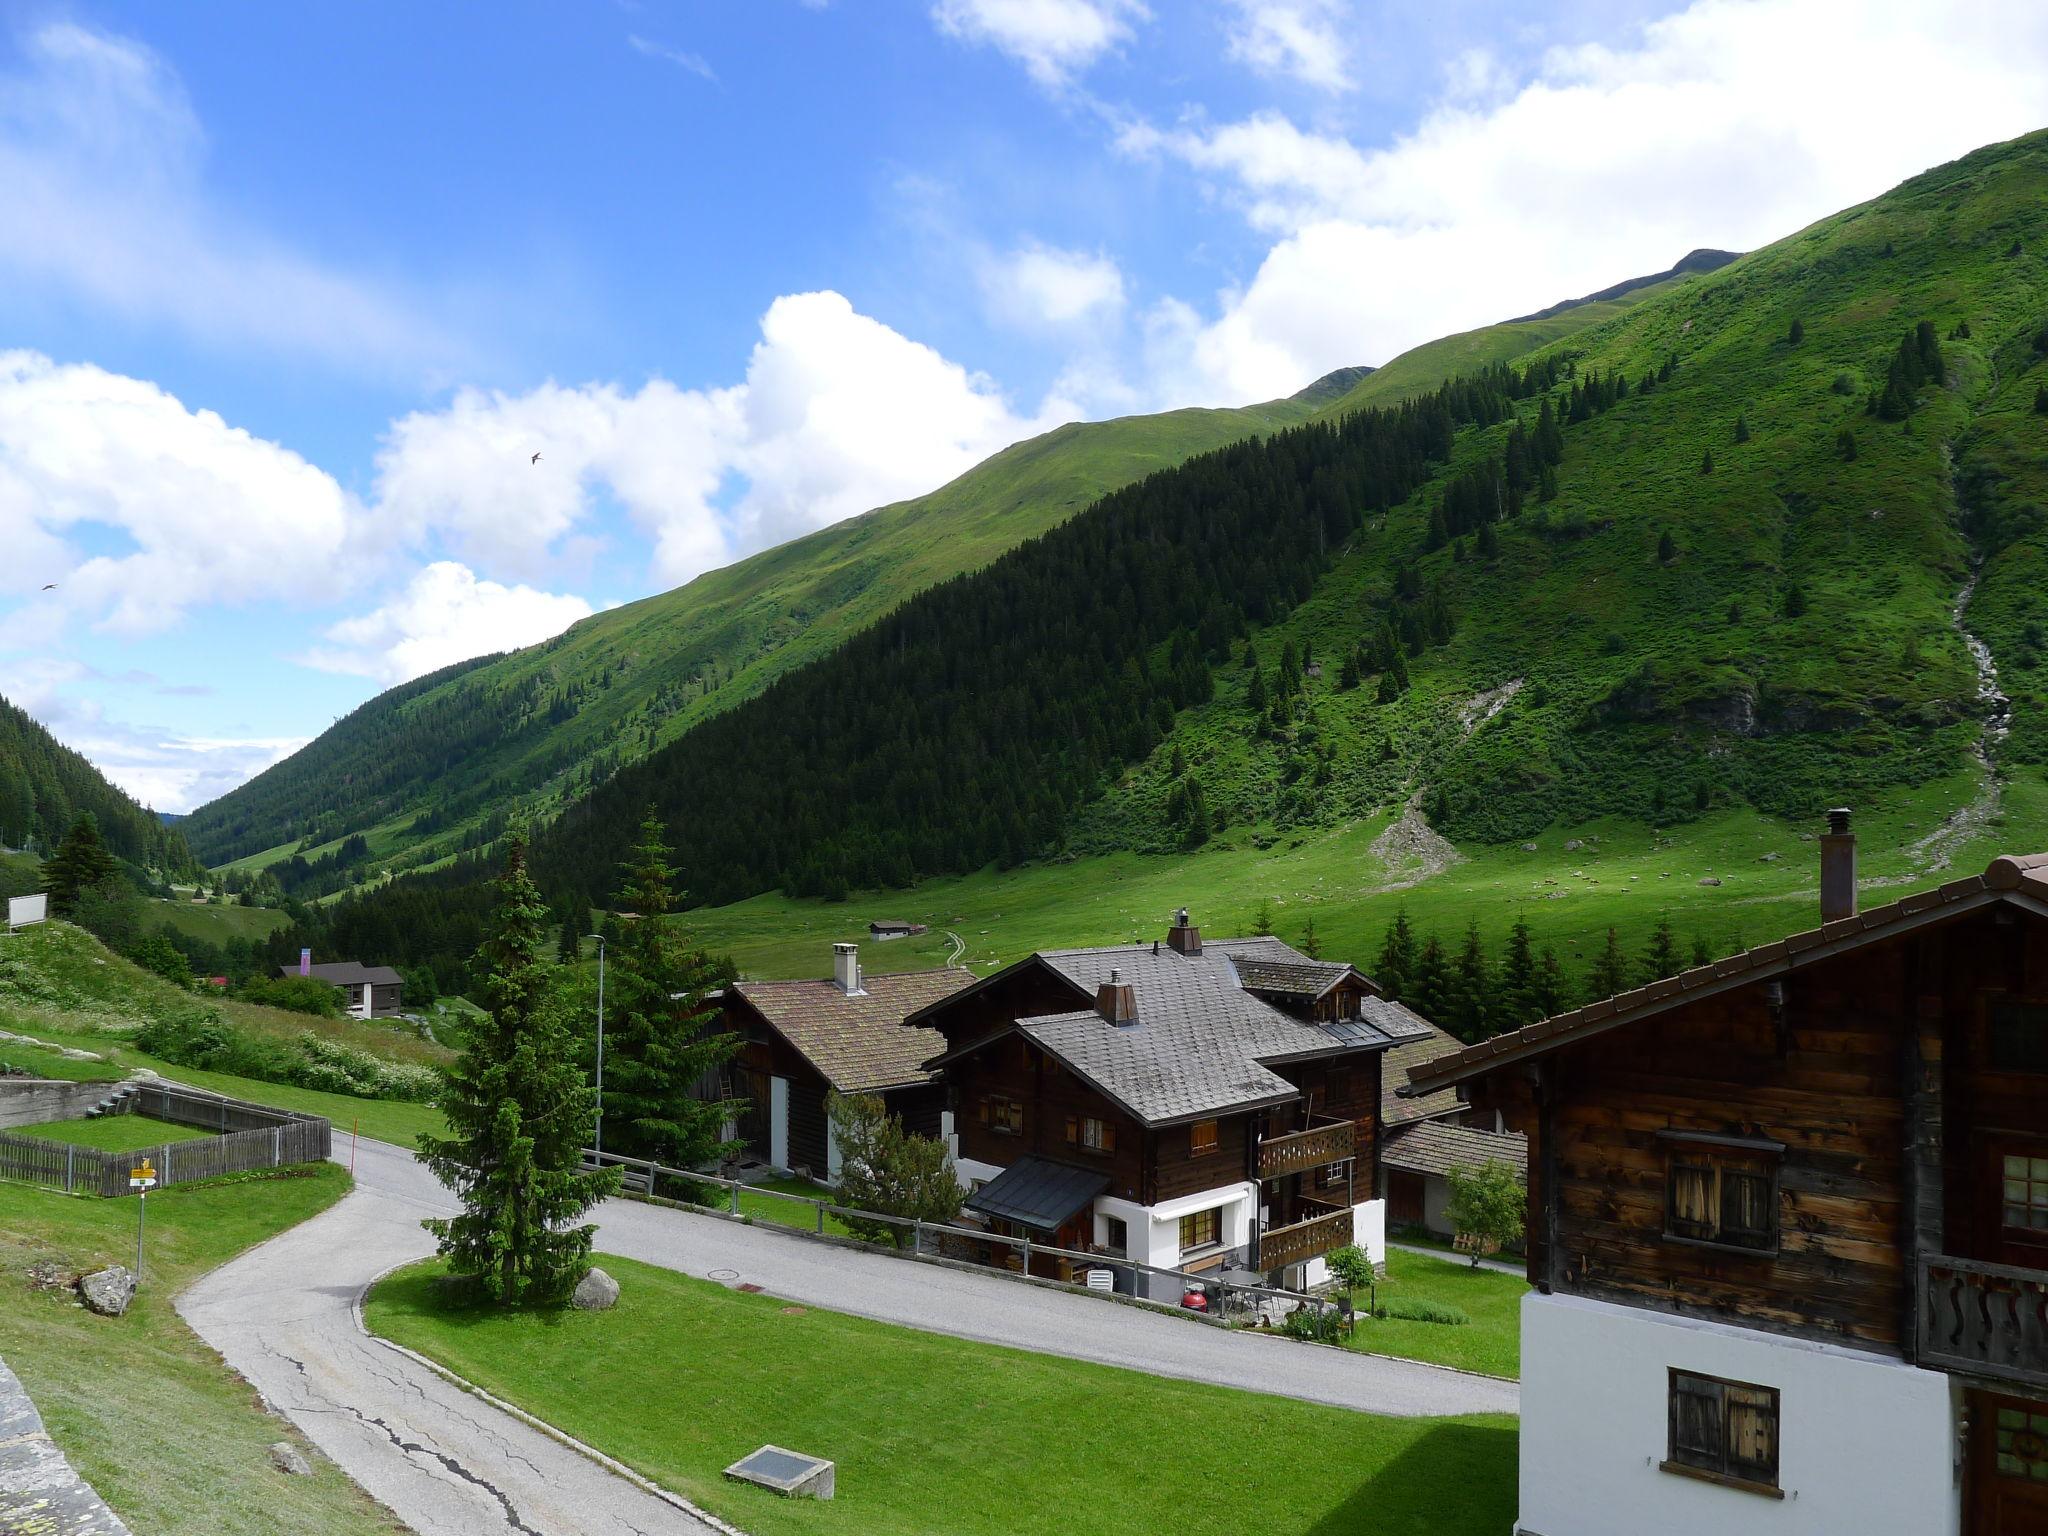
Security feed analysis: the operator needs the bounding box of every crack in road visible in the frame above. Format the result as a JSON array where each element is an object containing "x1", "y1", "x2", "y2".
[{"x1": 350, "y1": 1406, "x2": 545, "y2": 1536}]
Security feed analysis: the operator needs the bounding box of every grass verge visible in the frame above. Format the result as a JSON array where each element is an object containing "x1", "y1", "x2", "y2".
[
  {"x1": 1343, "y1": 1246, "x2": 1527, "y2": 1379},
  {"x1": 367, "y1": 1253, "x2": 1516, "y2": 1536},
  {"x1": 0, "y1": 1164, "x2": 401, "y2": 1535},
  {"x1": 13, "y1": 1114, "x2": 216, "y2": 1152}
]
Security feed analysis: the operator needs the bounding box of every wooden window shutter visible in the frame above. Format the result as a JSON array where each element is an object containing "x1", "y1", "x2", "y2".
[
  {"x1": 1064, "y1": 1114, "x2": 1078, "y2": 1145},
  {"x1": 977, "y1": 1097, "x2": 990, "y2": 1123},
  {"x1": 1102, "y1": 1122, "x2": 1117, "y2": 1153}
]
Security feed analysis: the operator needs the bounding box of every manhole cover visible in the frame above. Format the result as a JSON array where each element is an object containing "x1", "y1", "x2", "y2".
[{"x1": 707, "y1": 1268, "x2": 740, "y2": 1282}]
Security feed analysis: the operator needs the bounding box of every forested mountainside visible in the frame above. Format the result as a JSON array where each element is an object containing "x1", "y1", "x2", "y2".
[
  {"x1": 530, "y1": 128, "x2": 2048, "y2": 900},
  {"x1": 0, "y1": 692, "x2": 195, "y2": 873},
  {"x1": 181, "y1": 251, "x2": 1714, "y2": 891},
  {"x1": 179, "y1": 385, "x2": 1332, "y2": 869}
]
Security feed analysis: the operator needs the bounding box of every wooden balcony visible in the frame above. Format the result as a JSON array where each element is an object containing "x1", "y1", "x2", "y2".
[
  {"x1": 1920, "y1": 1254, "x2": 2048, "y2": 1387},
  {"x1": 1257, "y1": 1116, "x2": 1356, "y2": 1179},
  {"x1": 1258, "y1": 1201, "x2": 1353, "y2": 1271}
]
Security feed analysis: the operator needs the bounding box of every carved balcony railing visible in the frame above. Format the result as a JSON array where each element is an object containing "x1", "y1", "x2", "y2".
[
  {"x1": 1257, "y1": 1116, "x2": 1356, "y2": 1180},
  {"x1": 1258, "y1": 1202, "x2": 1353, "y2": 1271},
  {"x1": 1920, "y1": 1253, "x2": 2048, "y2": 1387}
]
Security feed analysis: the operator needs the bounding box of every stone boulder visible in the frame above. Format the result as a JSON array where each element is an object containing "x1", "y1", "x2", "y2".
[
  {"x1": 268, "y1": 1442, "x2": 312, "y2": 1476},
  {"x1": 78, "y1": 1266, "x2": 135, "y2": 1317},
  {"x1": 1698, "y1": 876, "x2": 1723, "y2": 888},
  {"x1": 572, "y1": 1267, "x2": 619, "y2": 1311}
]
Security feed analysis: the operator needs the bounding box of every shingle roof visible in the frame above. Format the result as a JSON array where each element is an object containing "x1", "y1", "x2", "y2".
[
  {"x1": 963, "y1": 1154, "x2": 1111, "y2": 1232},
  {"x1": 732, "y1": 967, "x2": 973, "y2": 1094},
  {"x1": 1380, "y1": 1015, "x2": 1469, "y2": 1127},
  {"x1": 1406, "y1": 852, "x2": 2048, "y2": 1096},
  {"x1": 278, "y1": 961, "x2": 404, "y2": 987},
  {"x1": 1383, "y1": 1120, "x2": 1528, "y2": 1181},
  {"x1": 982, "y1": 937, "x2": 1409, "y2": 1126}
]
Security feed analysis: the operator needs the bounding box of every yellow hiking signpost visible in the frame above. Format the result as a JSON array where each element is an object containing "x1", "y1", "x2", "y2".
[{"x1": 131, "y1": 1159, "x2": 157, "y2": 1283}]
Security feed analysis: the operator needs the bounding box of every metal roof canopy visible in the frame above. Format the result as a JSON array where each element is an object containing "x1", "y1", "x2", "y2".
[{"x1": 964, "y1": 1154, "x2": 1111, "y2": 1233}]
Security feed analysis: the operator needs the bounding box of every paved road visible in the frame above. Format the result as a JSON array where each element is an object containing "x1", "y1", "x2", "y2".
[
  {"x1": 178, "y1": 1145, "x2": 719, "y2": 1536},
  {"x1": 181, "y1": 1135, "x2": 1515, "y2": 1535}
]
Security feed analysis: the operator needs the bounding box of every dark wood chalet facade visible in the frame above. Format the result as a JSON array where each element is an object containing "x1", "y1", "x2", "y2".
[
  {"x1": 911, "y1": 910, "x2": 1435, "y2": 1297},
  {"x1": 716, "y1": 943, "x2": 971, "y2": 1181},
  {"x1": 1408, "y1": 824, "x2": 2048, "y2": 1536}
]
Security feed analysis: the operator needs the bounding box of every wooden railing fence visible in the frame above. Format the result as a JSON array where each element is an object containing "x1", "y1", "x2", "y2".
[{"x1": 0, "y1": 1082, "x2": 329, "y2": 1196}]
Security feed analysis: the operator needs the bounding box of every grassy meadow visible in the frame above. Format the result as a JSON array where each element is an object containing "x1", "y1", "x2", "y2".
[
  {"x1": 368, "y1": 1253, "x2": 1516, "y2": 1536},
  {"x1": 0, "y1": 1165, "x2": 401, "y2": 1536}
]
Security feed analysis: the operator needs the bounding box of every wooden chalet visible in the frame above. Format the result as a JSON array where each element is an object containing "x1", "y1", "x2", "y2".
[
  {"x1": 718, "y1": 943, "x2": 971, "y2": 1181},
  {"x1": 911, "y1": 909, "x2": 1436, "y2": 1298},
  {"x1": 1406, "y1": 813, "x2": 2048, "y2": 1536}
]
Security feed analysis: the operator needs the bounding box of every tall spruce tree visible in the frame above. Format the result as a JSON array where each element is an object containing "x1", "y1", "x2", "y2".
[
  {"x1": 41, "y1": 812, "x2": 121, "y2": 917},
  {"x1": 418, "y1": 833, "x2": 618, "y2": 1305},
  {"x1": 1637, "y1": 917, "x2": 1681, "y2": 985},
  {"x1": 1496, "y1": 918, "x2": 1540, "y2": 1028},
  {"x1": 1585, "y1": 927, "x2": 1630, "y2": 1003},
  {"x1": 1448, "y1": 919, "x2": 1492, "y2": 1042},
  {"x1": 1408, "y1": 935, "x2": 1453, "y2": 1024},
  {"x1": 1533, "y1": 947, "x2": 1570, "y2": 1019},
  {"x1": 599, "y1": 810, "x2": 738, "y2": 1167},
  {"x1": 1374, "y1": 910, "x2": 1418, "y2": 997}
]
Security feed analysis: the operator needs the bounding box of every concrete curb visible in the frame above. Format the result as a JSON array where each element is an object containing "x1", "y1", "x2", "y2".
[{"x1": 351, "y1": 1261, "x2": 750, "y2": 1536}]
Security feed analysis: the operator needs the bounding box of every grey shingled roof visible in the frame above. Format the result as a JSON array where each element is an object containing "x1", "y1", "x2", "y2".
[
  {"x1": 279, "y1": 961, "x2": 404, "y2": 988},
  {"x1": 1382, "y1": 1015, "x2": 1470, "y2": 1127},
  {"x1": 964, "y1": 1154, "x2": 1111, "y2": 1232},
  {"x1": 1407, "y1": 851, "x2": 2048, "y2": 1096},
  {"x1": 995, "y1": 937, "x2": 1406, "y2": 1126},
  {"x1": 1383, "y1": 1120, "x2": 1528, "y2": 1181},
  {"x1": 732, "y1": 967, "x2": 973, "y2": 1094}
]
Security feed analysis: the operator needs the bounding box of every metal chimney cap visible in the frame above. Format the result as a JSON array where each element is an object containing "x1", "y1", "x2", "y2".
[
  {"x1": 1826, "y1": 807, "x2": 1852, "y2": 835},
  {"x1": 1175, "y1": 907, "x2": 1190, "y2": 925}
]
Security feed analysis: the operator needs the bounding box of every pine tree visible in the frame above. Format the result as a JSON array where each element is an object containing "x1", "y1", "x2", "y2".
[
  {"x1": 1533, "y1": 947, "x2": 1570, "y2": 1019},
  {"x1": 1476, "y1": 521, "x2": 1499, "y2": 559},
  {"x1": 1299, "y1": 915, "x2": 1322, "y2": 961},
  {"x1": 1783, "y1": 582, "x2": 1808, "y2": 618},
  {"x1": 1690, "y1": 934, "x2": 1713, "y2": 969},
  {"x1": 1658, "y1": 530, "x2": 1677, "y2": 564},
  {"x1": 1497, "y1": 918, "x2": 1539, "y2": 1028},
  {"x1": 1338, "y1": 648, "x2": 1361, "y2": 690},
  {"x1": 1408, "y1": 935, "x2": 1453, "y2": 1024},
  {"x1": 1278, "y1": 640, "x2": 1302, "y2": 697},
  {"x1": 1836, "y1": 427, "x2": 1858, "y2": 461},
  {"x1": 1374, "y1": 910, "x2": 1418, "y2": 997},
  {"x1": 418, "y1": 833, "x2": 619, "y2": 1306},
  {"x1": 557, "y1": 903, "x2": 583, "y2": 963},
  {"x1": 1637, "y1": 917, "x2": 1681, "y2": 986},
  {"x1": 1253, "y1": 897, "x2": 1276, "y2": 937},
  {"x1": 1734, "y1": 414, "x2": 1750, "y2": 444},
  {"x1": 1787, "y1": 318, "x2": 1804, "y2": 345},
  {"x1": 1246, "y1": 664, "x2": 1269, "y2": 716},
  {"x1": 1699, "y1": 448, "x2": 1714, "y2": 475},
  {"x1": 2035, "y1": 385, "x2": 2048, "y2": 416},
  {"x1": 1537, "y1": 462, "x2": 1558, "y2": 502},
  {"x1": 1585, "y1": 927, "x2": 1630, "y2": 1002},
  {"x1": 1448, "y1": 919, "x2": 1491, "y2": 1042},
  {"x1": 600, "y1": 810, "x2": 739, "y2": 1166},
  {"x1": 40, "y1": 813, "x2": 121, "y2": 917}
]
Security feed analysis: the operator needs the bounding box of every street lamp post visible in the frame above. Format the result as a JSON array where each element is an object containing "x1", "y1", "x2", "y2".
[{"x1": 588, "y1": 934, "x2": 606, "y2": 1157}]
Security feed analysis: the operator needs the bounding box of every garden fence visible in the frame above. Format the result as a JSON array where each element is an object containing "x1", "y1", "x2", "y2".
[{"x1": 0, "y1": 1082, "x2": 329, "y2": 1196}]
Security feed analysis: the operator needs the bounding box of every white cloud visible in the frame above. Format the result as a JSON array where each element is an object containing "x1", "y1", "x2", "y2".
[
  {"x1": 1225, "y1": 1, "x2": 1353, "y2": 92},
  {"x1": 1127, "y1": 0, "x2": 2048, "y2": 404},
  {"x1": 0, "y1": 351, "x2": 356, "y2": 633},
  {"x1": 931, "y1": 0, "x2": 1148, "y2": 88},
  {"x1": 305, "y1": 562, "x2": 593, "y2": 686},
  {"x1": 981, "y1": 242, "x2": 1127, "y2": 329},
  {"x1": 0, "y1": 22, "x2": 458, "y2": 377},
  {"x1": 374, "y1": 290, "x2": 1059, "y2": 587},
  {"x1": 628, "y1": 34, "x2": 717, "y2": 82}
]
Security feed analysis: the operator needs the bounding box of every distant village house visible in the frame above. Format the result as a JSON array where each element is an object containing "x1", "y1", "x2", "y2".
[{"x1": 280, "y1": 959, "x2": 404, "y2": 1020}]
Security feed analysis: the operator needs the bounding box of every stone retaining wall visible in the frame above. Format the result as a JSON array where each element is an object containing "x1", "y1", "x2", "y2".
[{"x1": 0, "y1": 1078, "x2": 114, "y2": 1130}]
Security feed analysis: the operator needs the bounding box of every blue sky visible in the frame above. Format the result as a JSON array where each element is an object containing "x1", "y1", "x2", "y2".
[{"x1": 3, "y1": 0, "x2": 2045, "y2": 812}]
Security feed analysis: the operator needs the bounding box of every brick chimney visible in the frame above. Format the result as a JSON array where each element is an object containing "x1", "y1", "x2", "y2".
[
  {"x1": 1820, "y1": 807, "x2": 1856, "y2": 923},
  {"x1": 832, "y1": 942, "x2": 864, "y2": 996},
  {"x1": 1096, "y1": 967, "x2": 1138, "y2": 1024},
  {"x1": 1166, "y1": 907, "x2": 1202, "y2": 955}
]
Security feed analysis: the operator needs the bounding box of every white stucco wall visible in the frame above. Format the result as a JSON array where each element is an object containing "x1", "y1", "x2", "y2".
[
  {"x1": 1520, "y1": 1292, "x2": 1958, "y2": 1536},
  {"x1": 1150, "y1": 1181, "x2": 1256, "y2": 1268},
  {"x1": 1356, "y1": 1196, "x2": 1385, "y2": 1265}
]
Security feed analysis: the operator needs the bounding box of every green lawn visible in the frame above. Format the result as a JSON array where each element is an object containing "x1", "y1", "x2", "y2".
[
  {"x1": 0, "y1": 1037, "x2": 124, "y2": 1081},
  {"x1": 1344, "y1": 1246, "x2": 1528, "y2": 1380},
  {"x1": 0, "y1": 1165, "x2": 401, "y2": 1536},
  {"x1": 14, "y1": 1114, "x2": 216, "y2": 1152},
  {"x1": 148, "y1": 899, "x2": 289, "y2": 945},
  {"x1": 732, "y1": 1174, "x2": 854, "y2": 1235},
  {"x1": 368, "y1": 1254, "x2": 1516, "y2": 1536}
]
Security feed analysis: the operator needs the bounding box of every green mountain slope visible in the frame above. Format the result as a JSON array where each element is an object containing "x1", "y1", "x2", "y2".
[
  {"x1": 183, "y1": 255, "x2": 1708, "y2": 886},
  {"x1": 534, "y1": 129, "x2": 2048, "y2": 917},
  {"x1": 0, "y1": 692, "x2": 194, "y2": 874}
]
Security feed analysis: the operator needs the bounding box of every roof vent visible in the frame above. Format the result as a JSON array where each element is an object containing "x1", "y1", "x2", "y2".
[
  {"x1": 1096, "y1": 968, "x2": 1138, "y2": 1025},
  {"x1": 1820, "y1": 807, "x2": 1856, "y2": 923},
  {"x1": 1167, "y1": 908, "x2": 1202, "y2": 955}
]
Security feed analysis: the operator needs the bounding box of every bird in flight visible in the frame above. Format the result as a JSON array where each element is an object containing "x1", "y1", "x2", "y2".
[
  {"x1": 531, "y1": 452, "x2": 542, "y2": 465},
  {"x1": 41, "y1": 583, "x2": 56, "y2": 591}
]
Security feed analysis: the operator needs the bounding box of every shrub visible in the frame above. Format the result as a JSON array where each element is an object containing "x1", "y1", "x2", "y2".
[
  {"x1": 134, "y1": 1011, "x2": 438, "y2": 1102},
  {"x1": 1279, "y1": 1302, "x2": 1346, "y2": 1342},
  {"x1": 1445, "y1": 1160, "x2": 1526, "y2": 1264},
  {"x1": 1327, "y1": 1243, "x2": 1375, "y2": 1293},
  {"x1": 1374, "y1": 1296, "x2": 1471, "y2": 1326},
  {"x1": 237, "y1": 974, "x2": 345, "y2": 1016}
]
